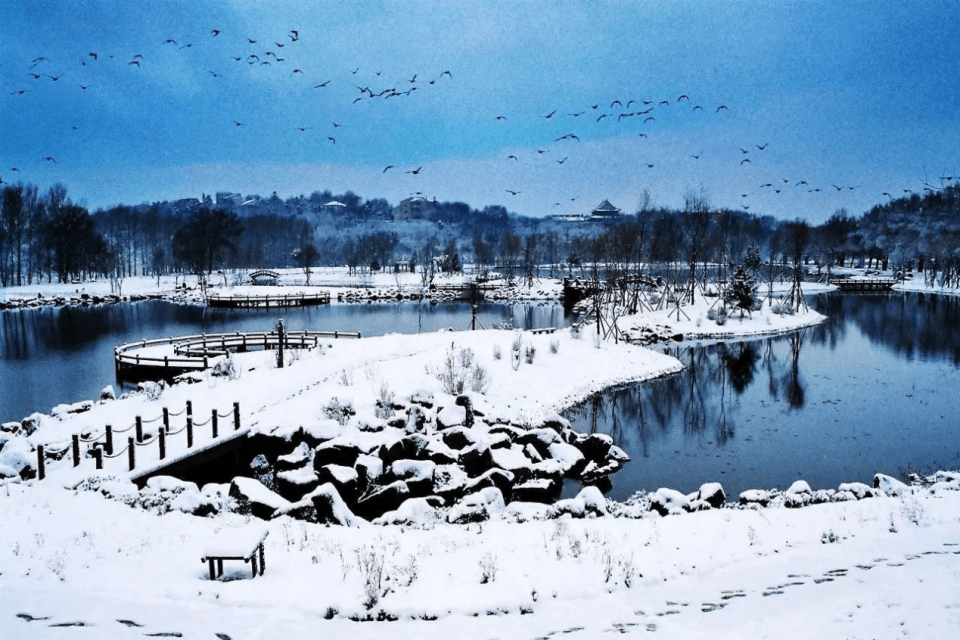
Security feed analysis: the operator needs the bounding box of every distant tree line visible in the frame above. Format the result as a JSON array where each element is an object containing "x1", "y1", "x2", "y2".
[{"x1": 2, "y1": 180, "x2": 960, "y2": 288}]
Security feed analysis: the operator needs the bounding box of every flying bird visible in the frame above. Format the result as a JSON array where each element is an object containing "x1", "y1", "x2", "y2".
[
  {"x1": 678, "y1": 94, "x2": 689, "y2": 102},
  {"x1": 495, "y1": 115, "x2": 507, "y2": 120},
  {"x1": 164, "y1": 39, "x2": 177, "y2": 45},
  {"x1": 505, "y1": 189, "x2": 520, "y2": 195},
  {"x1": 88, "y1": 52, "x2": 98, "y2": 60},
  {"x1": 542, "y1": 109, "x2": 556, "y2": 119},
  {"x1": 692, "y1": 104, "x2": 703, "y2": 111},
  {"x1": 128, "y1": 60, "x2": 140, "y2": 67},
  {"x1": 211, "y1": 29, "x2": 221, "y2": 37},
  {"x1": 507, "y1": 155, "x2": 518, "y2": 161},
  {"x1": 645, "y1": 163, "x2": 654, "y2": 168},
  {"x1": 233, "y1": 121, "x2": 243, "y2": 127},
  {"x1": 740, "y1": 148, "x2": 750, "y2": 154},
  {"x1": 637, "y1": 133, "x2": 648, "y2": 138},
  {"x1": 659, "y1": 100, "x2": 669, "y2": 106},
  {"x1": 716, "y1": 105, "x2": 729, "y2": 112},
  {"x1": 10, "y1": 89, "x2": 31, "y2": 95},
  {"x1": 327, "y1": 136, "x2": 336, "y2": 144},
  {"x1": 314, "y1": 80, "x2": 330, "y2": 88},
  {"x1": 756, "y1": 143, "x2": 769, "y2": 151},
  {"x1": 796, "y1": 180, "x2": 808, "y2": 186},
  {"x1": 597, "y1": 114, "x2": 609, "y2": 122},
  {"x1": 295, "y1": 126, "x2": 312, "y2": 132},
  {"x1": 557, "y1": 157, "x2": 568, "y2": 164},
  {"x1": 882, "y1": 192, "x2": 892, "y2": 197},
  {"x1": 289, "y1": 30, "x2": 299, "y2": 41},
  {"x1": 407, "y1": 166, "x2": 422, "y2": 174},
  {"x1": 611, "y1": 100, "x2": 622, "y2": 108},
  {"x1": 247, "y1": 38, "x2": 257, "y2": 44},
  {"x1": 740, "y1": 158, "x2": 751, "y2": 164},
  {"x1": 43, "y1": 156, "x2": 56, "y2": 162},
  {"x1": 643, "y1": 117, "x2": 655, "y2": 122},
  {"x1": 555, "y1": 133, "x2": 579, "y2": 142},
  {"x1": 383, "y1": 165, "x2": 394, "y2": 173}
]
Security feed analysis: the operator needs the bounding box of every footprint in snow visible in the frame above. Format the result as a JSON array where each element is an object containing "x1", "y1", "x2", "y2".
[
  {"x1": 49, "y1": 621, "x2": 90, "y2": 627},
  {"x1": 216, "y1": 635, "x2": 232, "y2": 640},
  {"x1": 16, "y1": 613, "x2": 51, "y2": 622},
  {"x1": 144, "y1": 634, "x2": 183, "y2": 638},
  {"x1": 645, "y1": 622, "x2": 658, "y2": 632},
  {"x1": 701, "y1": 602, "x2": 727, "y2": 613},
  {"x1": 117, "y1": 619, "x2": 144, "y2": 628}
]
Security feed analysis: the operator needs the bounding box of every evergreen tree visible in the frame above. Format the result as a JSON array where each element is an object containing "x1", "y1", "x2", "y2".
[{"x1": 725, "y1": 265, "x2": 758, "y2": 316}]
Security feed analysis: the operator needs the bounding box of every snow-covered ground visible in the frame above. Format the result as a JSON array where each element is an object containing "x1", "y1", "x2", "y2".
[{"x1": 2, "y1": 471, "x2": 960, "y2": 639}]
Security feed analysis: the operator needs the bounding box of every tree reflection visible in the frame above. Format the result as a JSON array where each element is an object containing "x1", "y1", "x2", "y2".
[{"x1": 722, "y1": 341, "x2": 760, "y2": 395}]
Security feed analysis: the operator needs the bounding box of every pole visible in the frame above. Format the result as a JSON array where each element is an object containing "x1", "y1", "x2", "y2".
[
  {"x1": 277, "y1": 319, "x2": 285, "y2": 368},
  {"x1": 93, "y1": 447, "x2": 102, "y2": 470},
  {"x1": 159, "y1": 429, "x2": 166, "y2": 460},
  {"x1": 233, "y1": 402, "x2": 240, "y2": 430},
  {"x1": 187, "y1": 416, "x2": 193, "y2": 448},
  {"x1": 135, "y1": 416, "x2": 143, "y2": 443},
  {"x1": 163, "y1": 408, "x2": 170, "y2": 433},
  {"x1": 72, "y1": 434, "x2": 80, "y2": 467},
  {"x1": 37, "y1": 445, "x2": 45, "y2": 480},
  {"x1": 128, "y1": 437, "x2": 135, "y2": 471},
  {"x1": 105, "y1": 425, "x2": 113, "y2": 455},
  {"x1": 211, "y1": 409, "x2": 218, "y2": 439}
]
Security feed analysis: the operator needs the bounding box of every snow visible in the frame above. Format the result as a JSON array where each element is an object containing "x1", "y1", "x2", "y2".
[{"x1": 201, "y1": 523, "x2": 269, "y2": 559}]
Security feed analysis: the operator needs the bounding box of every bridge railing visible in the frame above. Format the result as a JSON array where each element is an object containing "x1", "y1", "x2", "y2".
[
  {"x1": 207, "y1": 291, "x2": 331, "y2": 307},
  {"x1": 36, "y1": 400, "x2": 242, "y2": 480},
  {"x1": 115, "y1": 329, "x2": 361, "y2": 372}
]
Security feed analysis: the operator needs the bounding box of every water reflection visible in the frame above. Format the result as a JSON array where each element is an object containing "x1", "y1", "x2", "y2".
[{"x1": 566, "y1": 293, "x2": 960, "y2": 500}]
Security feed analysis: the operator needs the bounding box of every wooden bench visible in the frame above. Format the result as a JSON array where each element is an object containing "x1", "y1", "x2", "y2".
[
  {"x1": 201, "y1": 525, "x2": 269, "y2": 580},
  {"x1": 528, "y1": 327, "x2": 557, "y2": 335}
]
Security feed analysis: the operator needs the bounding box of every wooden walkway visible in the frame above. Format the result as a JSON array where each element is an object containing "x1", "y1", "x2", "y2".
[
  {"x1": 831, "y1": 278, "x2": 897, "y2": 292},
  {"x1": 207, "y1": 291, "x2": 331, "y2": 308},
  {"x1": 114, "y1": 329, "x2": 360, "y2": 379}
]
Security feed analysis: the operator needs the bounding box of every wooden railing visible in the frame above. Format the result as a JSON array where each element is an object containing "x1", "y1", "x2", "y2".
[
  {"x1": 36, "y1": 400, "x2": 241, "y2": 480},
  {"x1": 207, "y1": 291, "x2": 331, "y2": 308},
  {"x1": 114, "y1": 329, "x2": 361, "y2": 374}
]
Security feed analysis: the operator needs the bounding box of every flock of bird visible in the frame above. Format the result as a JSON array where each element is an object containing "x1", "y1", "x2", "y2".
[{"x1": 3, "y1": 23, "x2": 955, "y2": 215}]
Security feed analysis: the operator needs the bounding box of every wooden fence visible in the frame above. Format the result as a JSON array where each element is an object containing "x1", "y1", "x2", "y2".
[{"x1": 36, "y1": 400, "x2": 240, "y2": 480}]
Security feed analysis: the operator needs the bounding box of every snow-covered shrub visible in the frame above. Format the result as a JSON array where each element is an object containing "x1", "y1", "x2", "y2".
[
  {"x1": 138, "y1": 380, "x2": 166, "y2": 401},
  {"x1": 492, "y1": 317, "x2": 514, "y2": 330},
  {"x1": 570, "y1": 324, "x2": 582, "y2": 340},
  {"x1": 323, "y1": 397, "x2": 355, "y2": 426},
  {"x1": 479, "y1": 552, "x2": 498, "y2": 584},
  {"x1": 437, "y1": 344, "x2": 490, "y2": 395},
  {"x1": 211, "y1": 354, "x2": 240, "y2": 380},
  {"x1": 771, "y1": 302, "x2": 795, "y2": 316},
  {"x1": 339, "y1": 368, "x2": 353, "y2": 386},
  {"x1": 375, "y1": 383, "x2": 395, "y2": 420},
  {"x1": 707, "y1": 306, "x2": 728, "y2": 325},
  {"x1": 549, "y1": 339, "x2": 560, "y2": 354},
  {"x1": 493, "y1": 344, "x2": 502, "y2": 360},
  {"x1": 356, "y1": 546, "x2": 385, "y2": 610},
  {"x1": 524, "y1": 343, "x2": 536, "y2": 364}
]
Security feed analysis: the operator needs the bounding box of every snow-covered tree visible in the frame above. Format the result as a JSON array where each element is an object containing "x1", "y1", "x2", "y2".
[{"x1": 725, "y1": 265, "x2": 758, "y2": 317}]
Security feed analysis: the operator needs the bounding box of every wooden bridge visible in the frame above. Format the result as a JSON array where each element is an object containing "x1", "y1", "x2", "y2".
[
  {"x1": 207, "y1": 290, "x2": 331, "y2": 308},
  {"x1": 831, "y1": 278, "x2": 897, "y2": 292},
  {"x1": 249, "y1": 269, "x2": 280, "y2": 284},
  {"x1": 36, "y1": 400, "x2": 248, "y2": 487},
  {"x1": 114, "y1": 329, "x2": 361, "y2": 380},
  {"x1": 562, "y1": 275, "x2": 659, "y2": 306}
]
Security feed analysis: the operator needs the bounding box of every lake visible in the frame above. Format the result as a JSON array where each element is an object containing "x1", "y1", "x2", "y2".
[
  {"x1": 0, "y1": 299, "x2": 572, "y2": 424},
  {"x1": 563, "y1": 292, "x2": 960, "y2": 499}
]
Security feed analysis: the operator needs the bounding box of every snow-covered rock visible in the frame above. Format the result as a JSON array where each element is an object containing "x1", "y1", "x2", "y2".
[
  {"x1": 447, "y1": 487, "x2": 506, "y2": 524},
  {"x1": 276, "y1": 442, "x2": 311, "y2": 471},
  {"x1": 355, "y1": 480, "x2": 412, "y2": 520},
  {"x1": 546, "y1": 442, "x2": 586, "y2": 475},
  {"x1": 99, "y1": 385, "x2": 116, "y2": 402},
  {"x1": 373, "y1": 497, "x2": 445, "y2": 527},
  {"x1": 694, "y1": 482, "x2": 726, "y2": 509},
  {"x1": 229, "y1": 477, "x2": 292, "y2": 519},
  {"x1": 874, "y1": 473, "x2": 911, "y2": 496},
  {"x1": 649, "y1": 487, "x2": 692, "y2": 516},
  {"x1": 511, "y1": 477, "x2": 561, "y2": 504},
  {"x1": 838, "y1": 482, "x2": 879, "y2": 499},
  {"x1": 739, "y1": 489, "x2": 772, "y2": 506},
  {"x1": 0, "y1": 436, "x2": 35, "y2": 478},
  {"x1": 306, "y1": 483, "x2": 364, "y2": 527}
]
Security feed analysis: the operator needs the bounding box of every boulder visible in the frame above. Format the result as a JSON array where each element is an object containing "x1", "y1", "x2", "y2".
[
  {"x1": 99, "y1": 385, "x2": 116, "y2": 402},
  {"x1": 423, "y1": 437, "x2": 459, "y2": 464},
  {"x1": 459, "y1": 442, "x2": 495, "y2": 476},
  {"x1": 315, "y1": 464, "x2": 359, "y2": 502},
  {"x1": 447, "y1": 487, "x2": 506, "y2": 524},
  {"x1": 301, "y1": 419, "x2": 343, "y2": 447},
  {"x1": 695, "y1": 482, "x2": 726, "y2": 509},
  {"x1": 355, "y1": 480, "x2": 411, "y2": 520},
  {"x1": 0, "y1": 436, "x2": 35, "y2": 479},
  {"x1": 313, "y1": 438, "x2": 363, "y2": 470},
  {"x1": 276, "y1": 442, "x2": 312, "y2": 471},
  {"x1": 436, "y1": 405, "x2": 467, "y2": 430},
  {"x1": 576, "y1": 433, "x2": 613, "y2": 462},
  {"x1": 229, "y1": 477, "x2": 292, "y2": 520},
  {"x1": 440, "y1": 427, "x2": 479, "y2": 450},
  {"x1": 454, "y1": 394, "x2": 475, "y2": 428},
  {"x1": 546, "y1": 442, "x2": 586, "y2": 476},
  {"x1": 505, "y1": 502, "x2": 551, "y2": 523},
  {"x1": 874, "y1": 473, "x2": 911, "y2": 496},
  {"x1": 307, "y1": 483, "x2": 364, "y2": 527},
  {"x1": 649, "y1": 487, "x2": 692, "y2": 516},
  {"x1": 405, "y1": 405, "x2": 427, "y2": 434},
  {"x1": 738, "y1": 489, "x2": 772, "y2": 506},
  {"x1": 463, "y1": 468, "x2": 514, "y2": 498},
  {"x1": 511, "y1": 477, "x2": 561, "y2": 504},
  {"x1": 433, "y1": 464, "x2": 471, "y2": 502},
  {"x1": 577, "y1": 486, "x2": 609, "y2": 516},
  {"x1": 378, "y1": 434, "x2": 429, "y2": 465},
  {"x1": 373, "y1": 496, "x2": 445, "y2": 527},
  {"x1": 354, "y1": 454, "x2": 384, "y2": 494},
  {"x1": 837, "y1": 482, "x2": 878, "y2": 499},
  {"x1": 490, "y1": 445, "x2": 535, "y2": 481},
  {"x1": 387, "y1": 459, "x2": 437, "y2": 496}
]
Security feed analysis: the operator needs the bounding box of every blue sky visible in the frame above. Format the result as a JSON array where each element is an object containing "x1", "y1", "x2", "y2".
[{"x1": 2, "y1": 0, "x2": 958, "y2": 223}]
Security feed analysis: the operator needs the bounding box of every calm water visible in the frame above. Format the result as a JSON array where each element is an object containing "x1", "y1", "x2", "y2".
[
  {"x1": 0, "y1": 299, "x2": 571, "y2": 424},
  {"x1": 564, "y1": 293, "x2": 960, "y2": 499}
]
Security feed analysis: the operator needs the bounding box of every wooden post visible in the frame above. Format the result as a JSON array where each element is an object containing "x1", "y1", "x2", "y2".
[
  {"x1": 128, "y1": 437, "x2": 135, "y2": 471},
  {"x1": 93, "y1": 447, "x2": 102, "y2": 470},
  {"x1": 187, "y1": 416, "x2": 194, "y2": 448},
  {"x1": 72, "y1": 434, "x2": 80, "y2": 467},
  {"x1": 233, "y1": 402, "x2": 240, "y2": 430},
  {"x1": 105, "y1": 425, "x2": 113, "y2": 455},
  {"x1": 135, "y1": 416, "x2": 143, "y2": 443},
  {"x1": 277, "y1": 319, "x2": 285, "y2": 368},
  {"x1": 159, "y1": 429, "x2": 166, "y2": 460},
  {"x1": 211, "y1": 409, "x2": 218, "y2": 439},
  {"x1": 163, "y1": 408, "x2": 170, "y2": 433},
  {"x1": 37, "y1": 445, "x2": 45, "y2": 480},
  {"x1": 186, "y1": 400, "x2": 193, "y2": 420}
]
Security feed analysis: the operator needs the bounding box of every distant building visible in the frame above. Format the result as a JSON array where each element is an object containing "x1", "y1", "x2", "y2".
[
  {"x1": 215, "y1": 192, "x2": 245, "y2": 207},
  {"x1": 550, "y1": 199, "x2": 622, "y2": 223},
  {"x1": 392, "y1": 196, "x2": 443, "y2": 221},
  {"x1": 588, "y1": 199, "x2": 622, "y2": 222}
]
